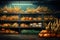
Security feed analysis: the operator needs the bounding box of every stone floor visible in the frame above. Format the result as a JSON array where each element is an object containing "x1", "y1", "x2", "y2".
[{"x1": 0, "y1": 35, "x2": 60, "y2": 40}]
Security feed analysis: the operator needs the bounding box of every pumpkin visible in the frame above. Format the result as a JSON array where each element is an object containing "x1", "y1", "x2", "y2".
[
  {"x1": 9, "y1": 17, "x2": 13, "y2": 20},
  {"x1": 20, "y1": 17, "x2": 25, "y2": 21},
  {"x1": 37, "y1": 17, "x2": 42, "y2": 21},
  {"x1": 1, "y1": 15, "x2": 7, "y2": 20},
  {"x1": 33, "y1": 18, "x2": 37, "y2": 20},
  {"x1": 3, "y1": 24, "x2": 9, "y2": 27},
  {"x1": 25, "y1": 17, "x2": 29, "y2": 20},
  {"x1": 20, "y1": 23, "x2": 25, "y2": 27},
  {"x1": 40, "y1": 30, "x2": 50, "y2": 34},
  {"x1": 43, "y1": 33, "x2": 50, "y2": 37},
  {"x1": 7, "y1": 23, "x2": 11, "y2": 26},
  {"x1": 29, "y1": 17, "x2": 33, "y2": 21},
  {"x1": 39, "y1": 33, "x2": 43, "y2": 37},
  {"x1": 5, "y1": 30, "x2": 9, "y2": 33},
  {"x1": 11, "y1": 16, "x2": 19, "y2": 20},
  {"x1": 44, "y1": 16, "x2": 48, "y2": 20}
]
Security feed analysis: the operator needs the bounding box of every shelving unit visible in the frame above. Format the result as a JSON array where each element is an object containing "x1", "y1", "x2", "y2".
[
  {"x1": 0, "y1": 12, "x2": 56, "y2": 35},
  {"x1": 0, "y1": 12, "x2": 41, "y2": 34},
  {"x1": 0, "y1": 1, "x2": 60, "y2": 40}
]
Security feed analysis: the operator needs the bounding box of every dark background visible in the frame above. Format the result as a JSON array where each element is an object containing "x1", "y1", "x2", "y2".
[
  {"x1": 0, "y1": 0, "x2": 60, "y2": 18},
  {"x1": 0, "y1": 0, "x2": 60, "y2": 11}
]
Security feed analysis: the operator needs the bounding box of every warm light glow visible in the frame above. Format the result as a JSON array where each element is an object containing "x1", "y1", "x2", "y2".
[{"x1": 12, "y1": 4, "x2": 33, "y2": 5}]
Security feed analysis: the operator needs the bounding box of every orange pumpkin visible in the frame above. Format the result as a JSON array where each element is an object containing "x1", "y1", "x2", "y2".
[
  {"x1": 39, "y1": 33, "x2": 43, "y2": 37},
  {"x1": 43, "y1": 33, "x2": 50, "y2": 37},
  {"x1": 5, "y1": 30, "x2": 9, "y2": 33},
  {"x1": 40, "y1": 30, "x2": 50, "y2": 33},
  {"x1": 29, "y1": 17, "x2": 33, "y2": 21},
  {"x1": 1, "y1": 15, "x2": 7, "y2": 20},
  {"x1": 3, "y1": 24, "x2": 9, "y2": 27},
  {"x1": 20, "y1": 23, "x2": 25, "y2": 27},
  {"x1": 25, "y1": 17, "x2": 29, "y2": 20}
]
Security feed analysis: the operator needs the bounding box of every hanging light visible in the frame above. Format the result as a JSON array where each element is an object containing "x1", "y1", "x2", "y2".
[{"x1": 12, "y1": 4, "x2": 33, "y2": 5}]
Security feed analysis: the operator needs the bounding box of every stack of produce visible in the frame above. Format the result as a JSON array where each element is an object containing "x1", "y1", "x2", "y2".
[
  {"x1": 0, "y1": 6, "x2": 52, "y2": 14},
  {"x1": 0, "y1": 15, "x2": 19, "y2": 20},
  {"x1": 20, "y1": 16, "x2": 42, "y2": 21},
  {"x1": 44, "y1": 18, "x2": 60, "y2": 33},
  {"x1": 20, "y1": 23, "x2": 28, "y2": 28},
  {"x1": 0, "y1": 28, "x2": 19, "y2": 34},
  {"x1": 44, "y1": 15, "x2": 54, "y2": 21},
  {"x1": 21, "y1": 30, "x2": 40, "y2": 34},
  {"x1": 0, "y1": 23, "x2": 19, "y2": 28},
  {"x1": 20, "y1": 23, "x2": 42, "y2": 28},
  {"x1": 38, "y1": 30, "x2": 56, "y2": 37}
]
